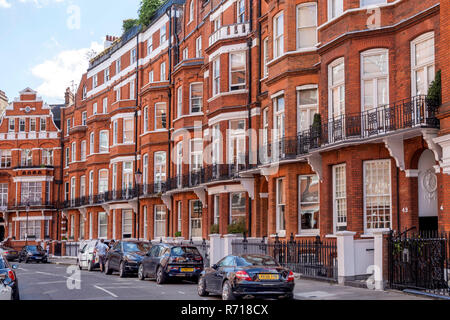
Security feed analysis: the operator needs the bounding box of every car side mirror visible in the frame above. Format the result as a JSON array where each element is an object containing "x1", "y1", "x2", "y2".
[
  {"x1": 212, "y1": 264, "x2": 218, "y2": 270},
  {"x1": 12, "y1": 265, "x2": 18, "y2": 270},
  {"x1": 79, "y1": 249, "x2": 84, "y2": 253}
]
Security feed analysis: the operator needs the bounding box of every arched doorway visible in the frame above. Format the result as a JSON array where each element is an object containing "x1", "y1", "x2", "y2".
[{"x1": 418, "y1": 149, "x2": 438, "y2": 231}]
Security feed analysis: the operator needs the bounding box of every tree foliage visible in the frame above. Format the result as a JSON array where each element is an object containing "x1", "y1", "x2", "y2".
[
  {"x1": 427, "y1": 70, "x2": 441, "y2": 106},
  {"x1": 122, "y1": 19, "x2": 139, "y2": 33},
  {"x1": 138, "y1": 0, "x2": 163, "y2": 27}
]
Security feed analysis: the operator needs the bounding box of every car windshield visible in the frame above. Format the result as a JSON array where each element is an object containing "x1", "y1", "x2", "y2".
[
  {"x1": 171, "y1": 247, "x2": 201, "y2": 256},
  {"x1": 27, "y1": 246, "x2": 42, "y2": 252},
  {"x1": 236, "y1": 255, "x2": 279, "y2": 267},
  {"x1": 122, "y1": 242, "x2": 151, "y2": 253}
]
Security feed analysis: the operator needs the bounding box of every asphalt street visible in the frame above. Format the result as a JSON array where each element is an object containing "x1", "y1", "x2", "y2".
[{"x1": 13, "y1": 262, "x2": 429, "y2": 300}]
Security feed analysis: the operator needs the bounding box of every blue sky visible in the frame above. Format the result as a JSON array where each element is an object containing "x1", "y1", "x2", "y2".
[{"x1": 0, "y1": 0, "x2": 141, "y2": 103}]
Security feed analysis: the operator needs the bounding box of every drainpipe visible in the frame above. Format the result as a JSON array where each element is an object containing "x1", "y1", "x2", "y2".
[
  {"x1": 257, "y1": 0, "x2": 262, "y2": 96},
  {"x1": 166, "y1": 5, "x2": 174, "y2": 237},
  {"x1": 246, "y1": 2, "x2": 254, "y2": 237},
  {"x1": 134, "y1": 30, "x2": 140, "y2": 239}
]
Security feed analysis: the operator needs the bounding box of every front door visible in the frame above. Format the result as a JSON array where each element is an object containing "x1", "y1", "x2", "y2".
[{"x1": 418, "y1": 149, "x2": 438, "y2": 231}]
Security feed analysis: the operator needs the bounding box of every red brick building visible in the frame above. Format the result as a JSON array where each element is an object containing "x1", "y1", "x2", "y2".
[
  {"x1": 3, "y1": 0, "x2": 446, "y2": 250},
  {"x1": 0, "y1": 88, "x2": 62, "y2": 246}
]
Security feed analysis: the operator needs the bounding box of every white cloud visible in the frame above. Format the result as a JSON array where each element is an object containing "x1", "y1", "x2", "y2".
[
  {"x1": 31, "y1": 41, "x2": 103, "y2": 101},
  {"x1": 0, "y1": 0, "x2": 12, "y2": 8}
]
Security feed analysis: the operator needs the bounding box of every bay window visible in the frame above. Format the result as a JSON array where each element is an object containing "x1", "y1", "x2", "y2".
[
  {"x1": 190, "y1": 83, "x2": 203, "y2": 113},
  {"x1": 296, "y1": 3, "x2": 317, "y2": 49},
  {"x1": 230, "y1": 52, "x2": 246, "y2": 91},
  {"x1": 213, "y1": 59, "x2": 220, "y2": 96},
  {"x1": 81, "y1": 141, "x2": 86, "y2": 161},
  {"x1": 273, "y1": 12, "x2": 284, "y2": 58},
  {"x1": 21, "y1": 182, "x2": 42, "y2": 204},
  {"x1": 123, "y1": 118, "x2": 134, "y2": 143},
  {"x1": 42, "y1": 149, "x2": 53, "y2": 166},
  {"x1": 177, "y1": 86, "x2": 183, "y2": 117},
  {"x1": 155, "y1": 103, "x2": 167, "y2": 130},
  {"x1": 143, "y1": 106, "x2": 149, "y2": 132},
  {"x1": 328, "y1": 0, "x2": 343, "y2": 20},
  {"x1": 99, "y1": 131, "x2": 109, "y2": 153},
  {"x1": 90, "y1": 132, "x2": 95, "y2": 154},
  {"x1": 98, "y1": 169, "x2": 108, "y2": 195},
  {"x1": 71, "y1": 142, "x2": 76, "y2": 162}
]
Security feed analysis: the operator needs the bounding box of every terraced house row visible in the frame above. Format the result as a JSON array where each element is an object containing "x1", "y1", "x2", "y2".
[{"x1": 1, "y1": 0, "x2": 449, "y2": 250}]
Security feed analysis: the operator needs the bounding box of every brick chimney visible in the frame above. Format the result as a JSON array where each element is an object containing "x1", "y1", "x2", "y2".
[
  {"x1": 104, "y1": 35, "x2": 119, "y2": 49},
  {"x1": 64, "y1": 87, "x2": 74, "y2": 107}
]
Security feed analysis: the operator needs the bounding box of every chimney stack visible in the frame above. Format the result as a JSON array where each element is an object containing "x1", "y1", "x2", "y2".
[
  {"x1": 0, "y1": 90, "x2": 8, "y2": 113},
  {"x1": 65, "y1": 87, "x2": 74, "y2": 107},
  {"x1": 104, "y1": 35, "x2": 119, "y2": 49}
]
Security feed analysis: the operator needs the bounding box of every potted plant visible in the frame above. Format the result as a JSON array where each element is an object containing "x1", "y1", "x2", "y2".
[
  {"x1": 210, "y1": 224, "x2": 219, "y2": 234},
  {"x1": 227, "y1": 218, "x2": 248, "y2": 236},
  {"x1": 311, "y1": 113, "x2": 322, "y2": 147},
  {"x1": 426, "y1": 70, "x2": 441, "y2": 107}
]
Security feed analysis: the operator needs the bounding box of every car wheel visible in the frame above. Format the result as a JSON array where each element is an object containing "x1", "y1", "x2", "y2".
[
  {"x1": 222, "y1": 280, "x2": 236, "y2": 301},
  {"x1": 197, "y1": 276, "x2": 209, "y2": 297},
  {"x1": 138, "y1": 264, "x2": 145, "y2": 281},
  {"x1": 18, "y1": 257, "x2": 22, "y2": 263},
  {"x1": 119, "y1": 261, "x2": 126, "y2": 278},
  {"x1": 25, "y1": 258, "x2": 29, "y2": 264},
  {"x1": 87, "y1": 261, "x2": 93, "y2": 272},
  {"x1": 156, "y1": 266, "x2": 166, "y2": 284},
  {"x1": 105, "y1": 260, "x2": 112, "y2": 275}
]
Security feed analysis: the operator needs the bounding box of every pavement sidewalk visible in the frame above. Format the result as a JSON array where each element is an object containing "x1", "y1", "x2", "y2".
[{"x1": 48, "y1": 256, "x2": 77, "y2": 266}]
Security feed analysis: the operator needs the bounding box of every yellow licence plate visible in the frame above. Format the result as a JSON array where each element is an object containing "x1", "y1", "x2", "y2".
[
  {"x1": 258, "y1": 274, "x2": 279, "y2": 281},
  {"x1": 181, "y1": 268, "x2": 194, "y2": 273}
]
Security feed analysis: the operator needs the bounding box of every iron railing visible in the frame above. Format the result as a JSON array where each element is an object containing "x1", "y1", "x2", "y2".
[
  {"x1": 263, "y1": 95, "x2": 440, "y2": 162},
  {"x1": 388, "y1": 230, "x2": 450, "y2": 297},
  {"x1": 232, "y1": 234, "x2": 338, "y2": 281}
]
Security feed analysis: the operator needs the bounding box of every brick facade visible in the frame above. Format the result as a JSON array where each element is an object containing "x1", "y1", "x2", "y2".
[{"x1": 2, "y1": 0, "x2": 449, "y2": 251}]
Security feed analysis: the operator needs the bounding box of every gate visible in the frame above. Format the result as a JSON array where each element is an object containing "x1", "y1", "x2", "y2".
[
  {"x1": 388, "y1": 230, "x2": 450, "y2": 297},
  {"x1": 232, "y1": 234, "x2": 338, "y2": 281},
  {"x1": 54, "y1": 242, "x2": 62, "y2": 257}
]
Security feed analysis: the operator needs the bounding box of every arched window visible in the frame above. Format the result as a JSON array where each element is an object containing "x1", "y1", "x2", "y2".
[{"x1": 411, "y1": 32, "x2": 435, "y2": 96}]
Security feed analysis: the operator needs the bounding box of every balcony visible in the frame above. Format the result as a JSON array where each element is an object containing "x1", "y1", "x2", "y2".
[
  {"x1": 9, "y1": 200, "x2": 55, "y2": 210},
  {"x1": 208, "y1": 23, "x2": 249, "y2": 47},
  {"x1": 263, "y1": 95, "x2": 440, "y2": 162}
]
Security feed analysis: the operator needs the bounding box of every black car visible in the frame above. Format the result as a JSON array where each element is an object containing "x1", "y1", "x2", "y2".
[
  {"x1": 0, "y1": 254, "x2": 19, "y2": 300},
  {"x1": 0, "y1": 246, "x2": 19, "y2": 261},
  {"x1": 198, "y1": 254, "x2": 295, "y2": 300},
  {"x1": 105, "y1": 241, "x2": 151, "y2": 277},
  {"x1": 18, "y1": 245, "x2": 48, "y2": 263},
  {"x1": 138, "y1": 244, "x2": 204, "y2": 284}
]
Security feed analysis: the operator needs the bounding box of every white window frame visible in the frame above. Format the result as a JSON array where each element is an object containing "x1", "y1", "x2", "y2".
[
  {"x1": 82, "y1": 112, "x2": 87, "y2": 126},
  {"x1": 361, "y1": 48, "x2": 389, "y2": 113},
  {"x1": 143, "y1": 106, "x2": 149, "y2": 132},
  {"x1": 155, "y1": 103, "x2": 167, "y2": 130},
  {"x1": 328, "y1": 57, "x2": 345, "y2": 120},
  {"x1": 237, "y1": 0, "x2": 245, "y2": 23},
  {"x1": 363, "y1": 159, "x2": 392, "y2": 234},
  {"x1": 229, "y1": 52, "x2": 246, "y2": 91},
  {"x1": 190, "y1": 82, "x2": 203, "y2": 114},
  {"x1": 154, "y1": 205, "x2": 166, "y2": 239},
  {"x1": 123, "y1": 118, "x2": 134, "y2": 143},
  {"x1": 98, "y1": 169, "x2": 108, "y2": 194},
  {"x1": 177, "y1": 86, "x2": 183, "y2": 118},
  {"x1": 296, "y1": 2, "x2": 318, "y2": 50},
  {"x1": 332, "y1": 163, "x2": 347, "y2": 233},
  {"x1": 99, "y1": 130, "x2": 109, "y2": 153},
  {"x1": 71, "y1": 142, "x2": 76, "y2": 163},
  {"x1": 273, "y1": 12, "x2": 284, "y2": 59},
  {"x1": 276, "y1": 178, "x2": 286, "y2": 235},
  {"x1": 98, "y1": 212, "x2": 108, "y2": 239},
  {"x1": 113, "y1": 120, "x2": 118, "y2": 145},
  {"x1": 102, "y1": 97, "x2": 108, "y2": 114},
  {"x1": 360, "y1": 0, "x2": 387, "y2": 7},
  {"x1": 160, "y1": 25, "x2": 167, "y2": 43},
  {"x1": 297, "y1": 84, "x2": 318, "y2": 133},
  {"x1": 411, "y1": 32, "x2": 435, "y2": 97},
  {"x1": 160, "y1": 62, "x2": 166, "y2": 81},
  {"x1": 189, "y1": 0, "x2": 194, "y2": 23},
  {"x1": 147, "y1": 37, "x2": 153, "y2": 55},
  {"x1": 298, "y1": 174, "x2": 320, "y2": 235},
  {"x1": 154, "y1": 151, "x2": 166, "y2": 192},
  {"x1": 328, "y1": 0, "x2": 343, "y2": 21},
  {"x1": 263, "y1": 38, "x2": 269, "y2": 78},
  {"x1": 189, "y1": 200, "x2": 202, "y2": 239},
  {"x1": 196, "y1": 36, "x2": 202, "y2": 57},
  {"x1": 212, "y1": 58, "x2": 220, "y2": 96},
  {"x1": 104, "y1": 68, "x2": 110, "y2": 82},
  {"x1": 90, "y1": 132, "x2": 95, "y2": 154}
]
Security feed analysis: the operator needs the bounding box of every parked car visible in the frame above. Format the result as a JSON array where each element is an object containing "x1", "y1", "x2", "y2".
[
  {"x1": 0, "y1": 254, "x2": 19, "y2": 300},
  {"x1": 105, "y1": 240, "x2": 152, "y2": 277},
  {"x1": 77, "y1": 239, "x2": 112, "y2": 271},
  {"x1": 18, "y1": 245, "x2": 48, "y2": 263},
  {"x1": 138, "y1": 244, "x2": 204, "y2": 284},
  {"x1": 197, "y1": 254, "x2": 295, "y2": 300},
  {"x1": 0, "y1": 273, "x2": 12, "y2": 301},
  {"x1": 0, "y1": 246, "x2": 19, "y2": 261}
]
